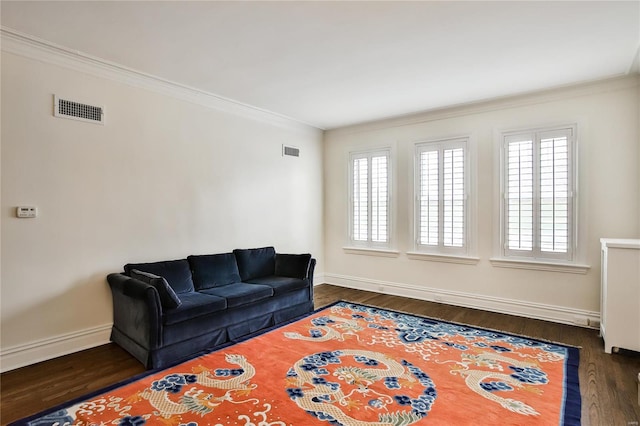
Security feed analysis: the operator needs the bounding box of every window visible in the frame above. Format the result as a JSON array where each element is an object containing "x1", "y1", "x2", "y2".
[
  {"x1": 500, "y1": 125, "x2": 576, "y2": 262},
  {"x1": 414, "y1": 137, "x2": 469, "y2": 254},
  {"x1": 349, "y1": 149, "x2": 390, "y2": 247}
]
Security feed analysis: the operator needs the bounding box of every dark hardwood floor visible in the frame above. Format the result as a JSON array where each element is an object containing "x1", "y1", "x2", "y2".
[{"x1": 2, "y1": 284, "x2": 639, "y2": 425}]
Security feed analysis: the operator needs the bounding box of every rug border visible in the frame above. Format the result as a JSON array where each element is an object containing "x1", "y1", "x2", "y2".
[
  {"x1": 561, "y1": 345, "x2": 581, "y2": 425},
  {"x1": 8, "y1": 299, "x2": 581, "y2": 426},
  {"x1": 333, "y1": 300, "x2": 582, "y2": 349}
]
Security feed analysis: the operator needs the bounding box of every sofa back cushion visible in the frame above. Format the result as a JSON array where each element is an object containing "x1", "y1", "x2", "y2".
[
  {"x1": 130, "y1": 269, "x2": 182, "y2": 309},
  {"x1": 233, "y1": 247, "x2": 276, "y2": 281},
  {"x1": 188, "y1": 253, "x2": 241, "y2": 290},
  {"x1": 124, "y1": 259, "x2": 194, "y2": 294}
]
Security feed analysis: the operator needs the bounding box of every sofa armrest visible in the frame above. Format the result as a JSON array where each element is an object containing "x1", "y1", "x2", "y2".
[
  {"x1": 308, "y1": 258, "x2": 316, "y2": 285},
  {"x1": 107, "y1": 273, "x2": 163, "y2": 351},
  {"x1": 308, "y1": 258, "x2": 316, "y2": 303},
  {"x1": 275, "y1": 253, "x2": 312, "y2": 279}
]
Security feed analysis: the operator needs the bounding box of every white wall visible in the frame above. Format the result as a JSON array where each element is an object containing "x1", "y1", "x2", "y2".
[
  {"x1": 0, "y1": 50, "x2": 324, "y2": 371},
  {"x1": 324, "y1": 76, "x2": 639, "y2": 325},
  {"x1": 1, "y1": 34, "x2": 638, "y2": 373}
]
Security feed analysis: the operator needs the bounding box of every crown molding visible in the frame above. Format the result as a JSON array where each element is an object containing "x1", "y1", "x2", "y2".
[
  {"x1": 327, "y1": 73, "x2": 639, "y2": 136},
  {"x1": 0, "y1": 27, "x2": 322, "y2": 135}
]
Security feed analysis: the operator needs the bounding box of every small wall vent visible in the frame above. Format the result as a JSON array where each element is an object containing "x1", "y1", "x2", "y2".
[
  {"x1": 54, "y1": 95, "x2": 104, "y2": 124},
  {"x1": 283, "y1": 145, "x2": 300, "y2": 157}
]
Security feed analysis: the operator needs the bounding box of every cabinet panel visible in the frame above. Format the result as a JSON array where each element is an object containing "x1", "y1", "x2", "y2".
[{"x1": 600, "y1": 238, "x2": 640, "y2": 354}]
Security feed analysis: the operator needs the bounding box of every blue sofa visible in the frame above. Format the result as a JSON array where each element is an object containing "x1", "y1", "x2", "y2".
[{"x1": 107, "y1": 247, "x2": 315, "y2": 369}]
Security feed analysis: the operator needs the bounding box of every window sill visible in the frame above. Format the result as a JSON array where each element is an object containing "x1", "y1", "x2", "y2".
[
  {"x1": 406, "y1": 251, "x2": 480, "y2": 265},
  {"x1": 489, "y1": 258, "x2": 591, "y2": 274},
  {"x1": 342, "y1": 247, "x2": 400, "y2": 258}
]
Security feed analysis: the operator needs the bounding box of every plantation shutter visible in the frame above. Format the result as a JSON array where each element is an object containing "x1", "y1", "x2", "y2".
[
  {"x1": 539, "y1": 131, "x2": 571, "y2": 254},
  {"x1": 416, "y1": 139, "x2": 467, "y2": 251},
  {"x1": 419, "y1": 150, "x2": 439, "y2": 245},
  {"x1": 350, "y1": 150, "x2": 390, "y2": 245},
  {"x1": 352, "y1": 157, "x2": 368, "y2": 242},
  {"x1": 443, "y1": 147, "x2": 465, "y2": 247},
  {"x1": 506, "y1": 136, "x2": 534, "y2": 251},
  {"x1": 503, "y1": 127, "x2": 573, "y2": 260},
  {"x1": 371, "y1": 155, "x2": 388, "y2": 242}
]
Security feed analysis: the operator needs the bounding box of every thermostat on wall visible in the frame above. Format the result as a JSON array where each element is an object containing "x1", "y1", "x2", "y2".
[{"x1": 16, "y1": 206, "x2": 37, "y2": 218}]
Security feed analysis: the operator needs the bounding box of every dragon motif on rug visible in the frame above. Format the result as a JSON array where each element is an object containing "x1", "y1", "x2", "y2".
[
  {"x1": 285, "y1": 349, "x2": 436, "y2": 425},
  {"x1": 61, "y1": 354, "x2": 258, "y2": 423}
]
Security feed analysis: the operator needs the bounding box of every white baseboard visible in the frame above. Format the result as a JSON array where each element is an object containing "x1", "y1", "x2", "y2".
[
  {"x1": 313, "y1": 273, "x2": 326, "y2": 286},
  {"x1": 0, "y1": 324, "x2": 112, "y2": 372},
  {"x1": 322, "y1": 273, "x2": 600, "y2": 329},
  {"x1": 0, "y1": 273, "x2": 597, "y2": 372}
]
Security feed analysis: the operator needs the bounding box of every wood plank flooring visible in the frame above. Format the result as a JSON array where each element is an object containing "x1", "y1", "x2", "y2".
[{"x1": 2, "y1": 284, "x2": 639, "y2": 425}]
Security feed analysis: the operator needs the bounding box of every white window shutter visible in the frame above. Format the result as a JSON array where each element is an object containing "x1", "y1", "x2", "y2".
[
  {"x1": 415, "y1": 138, "x2": 468, "y2": 253},
  {"x1": 352, "y1": 157, "x2": 368, "y2": 242},
  {"x1": 502, "y1": 126, "x2": 575, "y2": 261},
  {"x1": 443, "y1": 147, "x2": 465, "y2": 247},
  {"x1": 539, "y1": 135, "x2": 570, "y2": 253},
  {"x1": 506, "y1": 138, "x2": 534, "y2": 251},
  {"x1": 371, "y1": 155, "x2": 388, "y2": 243},
  {"x1": 420, "y1": 150, "x2": 439, "y2": 246},
  {"x1": 349, "y1": 149, "x2": 390, "y2": 246}
]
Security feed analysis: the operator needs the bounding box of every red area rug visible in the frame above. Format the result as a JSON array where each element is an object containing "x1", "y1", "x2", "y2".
[{"x1": 13, "y1": 301, "x2": 580, "y2": 425}]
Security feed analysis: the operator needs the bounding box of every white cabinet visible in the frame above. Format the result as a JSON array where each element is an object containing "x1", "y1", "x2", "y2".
[{"x1": 600, "y1": 238, "x2": 640, "y2": 354}]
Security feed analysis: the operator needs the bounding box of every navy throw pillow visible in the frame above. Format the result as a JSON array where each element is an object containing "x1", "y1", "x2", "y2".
[
  {"x1": 275, "y1": 253, "x2": 312, "y2": 279},
  {"x1": 130, "y1": 269, "x2": 182, "y2": 309},
  {"x1": 124, "y1": 259, "x2": 194, "y2": 294},
  {"x1": 233, "y1": 247, "x2": 276, "y2": 281}
]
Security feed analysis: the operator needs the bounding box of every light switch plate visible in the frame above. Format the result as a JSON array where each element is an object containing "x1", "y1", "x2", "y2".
[{"x1": 16, "y1": 206, "x2": 37, "y2": 218}]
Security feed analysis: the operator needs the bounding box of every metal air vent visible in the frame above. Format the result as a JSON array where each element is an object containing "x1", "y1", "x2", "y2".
[
  {"x1": 54, "y1": 95, "x2": 104, "y2": 124},
  {"x1": 283, "y1": 145, "x2": 300, "y2": 157}
]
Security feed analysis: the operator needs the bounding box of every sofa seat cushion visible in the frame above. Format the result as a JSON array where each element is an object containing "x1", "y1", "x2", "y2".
[
  {"x1": 200, "y1": 283, "x2": 273, "y2": 308},
  {"x1": 188, "y1": 253, "x2": 241, "y2": 290},
  {"x1": 163, "y1": 292, "x2": 227, "y2": 326},
  {"x1": 125, "y1": 259, "x2": 194, "y2": 294},
  {"x1": 245, "y1": 276, "x2": 309, "y2": 295}
]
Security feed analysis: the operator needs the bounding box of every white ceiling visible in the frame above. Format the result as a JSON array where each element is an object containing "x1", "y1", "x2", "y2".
[{"x1": 2, "y1": 1, "x2": 639, "y2": 129}]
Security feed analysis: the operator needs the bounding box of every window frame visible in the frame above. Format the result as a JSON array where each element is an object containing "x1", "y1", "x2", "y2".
[
  {"x1": 413, "y1": 136, "x2": 473, "y2": 257},
  {"x1": 498, "y1": 124, "x2": 578, "y2": 263},
  {"x1": 347, "y1": 147, "x2": 392, "y2": 249}
]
